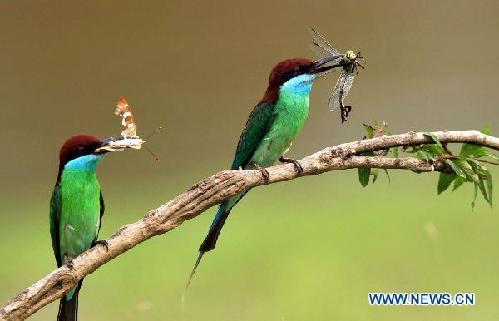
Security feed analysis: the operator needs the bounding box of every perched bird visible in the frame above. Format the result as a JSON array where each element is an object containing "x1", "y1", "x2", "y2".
[
  {"x1": 187, "y1": 56, "x2": 339, "y2": 286},
  {"x1": 50, "y1": 135, "x2": 139, "y2": 321}
]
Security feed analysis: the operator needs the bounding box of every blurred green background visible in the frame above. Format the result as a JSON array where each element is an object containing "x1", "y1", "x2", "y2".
[{"x1": 1, "y1": 0, "x2": 498, "y2": 320}]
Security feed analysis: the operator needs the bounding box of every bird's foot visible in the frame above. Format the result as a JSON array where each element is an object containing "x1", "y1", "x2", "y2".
[
  {"x1": 249, "y1": 163, "x2": 270, "y2": 183},
  {"x1": 258, "y1": 167, "x2": 270, "y2": 184},
  {"x1": 64, "y1": 258, "x2": 74, "y2": 270},
  {"x1": 279, "y1": 156, "x2": 303, "y2": 174},
  {"x1": 93, "y1": 240, "x2": 109, "y2": 251}
]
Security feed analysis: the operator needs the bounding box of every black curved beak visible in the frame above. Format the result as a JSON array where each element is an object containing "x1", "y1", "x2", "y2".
[
  {"x1": 94, "y1": 138, "x2": 115, "y2": 154},
  {"x1": 311, "y1": 54, "x2": 344, "y2": 75}
]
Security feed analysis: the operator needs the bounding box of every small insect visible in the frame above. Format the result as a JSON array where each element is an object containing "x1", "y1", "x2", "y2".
[
  {"x1": 309, "y1": 27, "x2": 365, "y2": 123},
  {"x1": 114, "y1": 96, "x2": 138, "y2": 137},
  {"x1": 96, "y1": 97, "x2": 144, "y2": 152},
  {"x1": 114, "y1": 97, "x2": 163, "y2": 162}
]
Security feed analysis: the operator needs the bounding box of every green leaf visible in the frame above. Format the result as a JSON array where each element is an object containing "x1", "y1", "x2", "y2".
[
  {"x1": 468, "y1": 160, "x2": 493, "y2": 207},
  {"x1": 358, "y1": 168, "x2": 370, "y2": 187},
  {"x1": 472, "y1": 183, "x2": 478, "y2": 210},
  {"x1": 423, "y1": 132, "x2": 443, "y2": 147},
  {"x1": 460, "y1": 143, "x2": 487, "y2": 158},
  {"x1": 363, "y1": 124, "x2": 374, "y2": 138},
  {"x1": 422, "y1": 144, "x2": 446, "y2": 158},
  {"x1": 481, "y1": 125, "x2": 492, "y2": 135},
  {"x1": 467, "y1": 160, "x2": 493, "y2": 207},
  {"x1": 417, "y1": 150, "x2": 430, "y2": 161},
  {"x1": 390, "y1": 147, "x2": 399, "y2": 158},
  {"x1": 371, "y1": 169, "x2": 379, "y2": 183},
  {"x1": 477, "y1": 176, "x2": 490, "y2": 205},
  {"x1": 452, "y1": 176, "x2": 465, "y2": 191},
  {"x1": 485, "y1": 168, "x2": 493, "y2": 207},
  {"x1": 459, "y1": 159, "x2": 474, "y2": 175},
  {"x1": 445, "y1": 160, "x2": 467, "y2": 178},
  {"x1": 437, "y1": 173, "x2": 456, "y2": 194},
  {"x1": 383, "y1": 169, "x2": 391, "y2": 184}
]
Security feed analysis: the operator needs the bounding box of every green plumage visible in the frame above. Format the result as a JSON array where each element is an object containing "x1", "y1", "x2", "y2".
[
  {"x1": 50, "y1": 168, "x2": 104, "y2": 300},
  {"x1": 232, "y1": 90, "x2": 309, "y2": 169},
  {"x1": 248, "y1": 90, "x2": 309, "y2": 167},
  {"x1": 50, "y1": 136, "x2": 107, "y2": 321},
  {"x1": 199, "y1": 88, "x2": 310, "y2": 252},
  {"x1": 230, "y1": 101, "x2": 276, "y2": 170}
]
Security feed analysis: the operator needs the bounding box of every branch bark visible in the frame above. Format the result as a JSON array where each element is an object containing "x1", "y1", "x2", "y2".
[{"x1": 1, "y1": 130, "x2": 498, "y2": 320}]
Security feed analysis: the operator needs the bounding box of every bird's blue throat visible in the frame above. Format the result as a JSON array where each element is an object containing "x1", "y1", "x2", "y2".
[
  {"x1": 280, "y1": 74, "x2": 315, "y2": 96},
  {"x1": 64, "y1": 154, "x2": 104, "y2": 171}
]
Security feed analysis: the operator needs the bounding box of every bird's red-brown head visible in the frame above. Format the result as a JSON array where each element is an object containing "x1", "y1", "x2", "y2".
[
  {"x1": 260, "y1": 58, "x2": 336, "y2": 103},
  {"x1": 56, "y1": 135, "x2": 103, "y2": 182}
]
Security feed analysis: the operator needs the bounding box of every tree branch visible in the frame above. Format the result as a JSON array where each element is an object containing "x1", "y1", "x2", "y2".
[{"x1": 1, "y1": 130, "x2": 498, "y2": 320}]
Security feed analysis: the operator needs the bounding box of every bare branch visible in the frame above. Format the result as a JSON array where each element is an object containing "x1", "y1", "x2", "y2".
[{"x1": 1, "y1": 130, "x2": 497, "y2": 320}]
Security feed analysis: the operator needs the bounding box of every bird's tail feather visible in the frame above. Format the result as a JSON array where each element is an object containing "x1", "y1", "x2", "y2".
[
  {"x1": 183, "y1": 192, "x2": 247, "y2": 304},
  {"x1": 183, "y1": 202, "x2": 230, "y2": 299},
  {"x1": 199, "y1": 201, "x2": 232, "y2": 252},
  {"x1": 199, "y1": 190, "x2": 247, "y2": 252},
  {"x1": 182, "y1": 250, "x2": 206, "y2": 308},
  {"x1": 57, "y1": 281, "x2": 82, "y2": 321}
]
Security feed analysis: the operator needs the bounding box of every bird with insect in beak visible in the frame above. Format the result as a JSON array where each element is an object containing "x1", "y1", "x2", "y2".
[
  {"x1": 50, "y1": 107, "x2": 143, "y2": 321},
  {"x1": 185, "y1": 54, "x2": 342, "y2": 289}
]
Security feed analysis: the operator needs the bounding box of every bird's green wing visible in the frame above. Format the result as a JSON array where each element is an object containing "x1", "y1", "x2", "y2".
[
  {"x1": 230, "y1": 101, "x2": 276, "y2": 170},
  {"x1": 96, "y1": 191, "x2": 105, "y2": 238},
  {"x1": 49, "y1": 184, "x2": 62, "y2": 267}
]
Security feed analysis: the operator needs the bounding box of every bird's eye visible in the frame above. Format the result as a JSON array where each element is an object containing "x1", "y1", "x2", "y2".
[{"x1": 78, "y1": 146, "x2": 85, "y2": 151}]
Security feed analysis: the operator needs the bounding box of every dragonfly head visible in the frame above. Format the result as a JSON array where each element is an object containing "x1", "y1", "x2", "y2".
[{"x1": 346, "y1": 50, "x2": 357, "y2": 61}]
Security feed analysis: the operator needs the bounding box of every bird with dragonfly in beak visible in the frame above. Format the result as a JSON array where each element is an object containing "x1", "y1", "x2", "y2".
[{"x1": 185, "y1": 40, "x2": 353, "y2": 291}]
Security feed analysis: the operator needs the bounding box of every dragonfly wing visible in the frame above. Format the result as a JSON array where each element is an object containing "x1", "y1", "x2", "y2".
[
  {"x1": 327, "y1": 71, "x2": 344, "y2": 110},
  {"x1": 309, "y1": 43, "x2": 330, "y2": 58},
  {"x1": 328, "y1": 71, "x2": 355, "y2": 110},
  {"x1": 328, "y1": 77, "x2": 342, "y2": 111},
  {"x1": 309, "y1": 27, "x2": 341, "y2": 56},
  {"x1": 341, "y1": 72, "x2": 356, "y2": 99}
]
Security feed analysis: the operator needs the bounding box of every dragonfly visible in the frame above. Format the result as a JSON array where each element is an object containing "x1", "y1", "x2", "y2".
[{"x1": 309, "y1": 27, "x2": 364, "y2": 123}]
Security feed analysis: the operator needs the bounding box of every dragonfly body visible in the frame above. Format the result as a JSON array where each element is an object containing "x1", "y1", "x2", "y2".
[{"x1": 310, "y1": 28, "x2": 364, "y2": 123}]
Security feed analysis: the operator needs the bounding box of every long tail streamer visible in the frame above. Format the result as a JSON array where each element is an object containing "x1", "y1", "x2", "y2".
[{"x1": 181, "y1": 251, "x2": 206, "y2": 309}]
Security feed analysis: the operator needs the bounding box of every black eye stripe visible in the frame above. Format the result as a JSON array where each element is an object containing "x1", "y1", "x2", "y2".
[
  {"x1": 281, "y1": 70, "x2": 299, "y2": 83},
  {"x1": 280, "y1": 64, "x2": 313, "y2": 85}
]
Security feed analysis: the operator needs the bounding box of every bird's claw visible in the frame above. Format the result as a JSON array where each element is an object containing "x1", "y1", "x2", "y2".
[
  {"x1": 259, "y1": 168, "x2": 270, "y2": 183},
  {"x1": 93, "y1": 240, "x2": 109, "y2": 251},
  {"x1": 249, "y1": 163, "x2": 270, "y2": 183},
  {"x1": 64, "y1": 258, "x2": 74, "y2": 270},
  {"x1": 279, "y1": 156, "x2": 303, "y2": 174}
]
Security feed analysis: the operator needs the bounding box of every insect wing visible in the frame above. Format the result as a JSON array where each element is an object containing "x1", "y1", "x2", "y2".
[
  {"x1": 341, "y1": 72, "x2": 355, "y2": 99},
  {"x1": 115, "y1": 96, "x2": 137, "y2": 137},
  {"x1": 115, "y1": 97, "x2": 129, "y2": 115},
  {"x1": 309, "y1": 27, "x2": 341, "y2": 57},
  {"x1": 328, "y1": 71, "x2": 355, "y2": 111}
]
